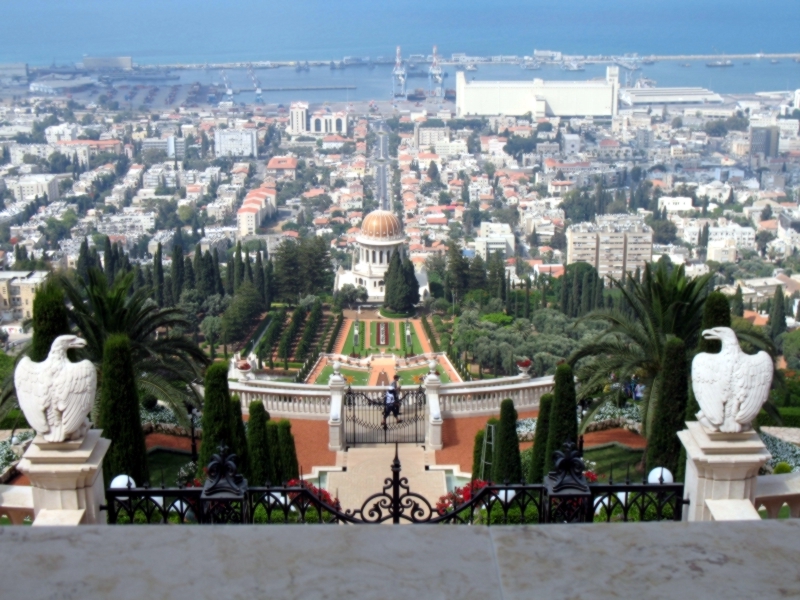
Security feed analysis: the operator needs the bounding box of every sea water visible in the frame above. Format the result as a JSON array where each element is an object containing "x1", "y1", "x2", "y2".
[{"x1": 3, "y1": 0, "x2": 800, "y2": 97}]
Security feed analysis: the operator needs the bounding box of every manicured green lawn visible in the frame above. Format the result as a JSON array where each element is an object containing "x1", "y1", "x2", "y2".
[
  {"x1": 147, "y1": 449, "x2": 193, "y2": 487},
  {"x1": 583, "y1": 444, "x2": 645, "y2": 483},
  {"x1": 397, "y1": 365, "x2": 451, "y2": 385},
  {"x1": 313, "y1": 365, "x2": 370, "y2": 386}
]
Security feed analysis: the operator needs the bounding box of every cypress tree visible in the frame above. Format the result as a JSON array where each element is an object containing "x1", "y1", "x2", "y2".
[
  {"x1": 247, "y1": 402, "x2": 271, "y2": 485},
  {"x1": 244, "y1": 252, "x2": 253, "y2": 285},
  {"x1": 266, "y1": 420, "x2": 282, "y2": 483},
  {"x1": 471, "y1": 428, "x2": 486, "y2": 481},
  {"x1": 528, "y1": 392, "x2": 553, "y2": 483},
  {"x1": 524, "y1": 277, "x2": 531, "y2": 319},
  {"x1": 184, "y1": 256, "x2": 195, "y2": 291},
  {"x1": 225, "y1": 255, "x2": 234, "y2": 296},
  {"x1": 545, "y1": 364, "x2": 578, "y2": 475},
  {"x1": 171, "y1": 244, "x2": 184, "y2": 302},
  {"x1": 731, "y1": 285, "x2": 744, "y2": 317},
  {"x1": 491, "y1": 399, "x2": 522, "y2": 483},
  {"x1": 560, "y1": 270, "x2": 570, "y2": 313},
  {"x1": 647, "y1": 337, "x2": 688, "y2": 477},
  {"x1": 164, "y1": 275, "x2": 174, "y2": 307},
  {"x1": 468, "y1": 254, "x2": 487, "y2": 292},
  {"x1": 277, "y1": 419, "x2": 299, "y2": 482},
  {"x1": 580, "y1": 271, "x2": 592, "y2": 316},
  {"x1": 697, "y1": 292, "x2": 731, "y2": 354},
  {"x1": 383, "y1": 251, "x2": 404, "y2": 312},
  {"x1": 194, "y1": 246, "x2": 204, "y2": 295},
  {"x1": 234, "y1": 242, "x2": 244, "y2": 291},
  {"x1": 569, "y1": 271, "x2": 581, "y2": 317},
  {"x1": 254, "y1": 252, "x2": 265, "y2": 305},
  {"x1": 77, "y1": 238, "x2": 92, "y2": 282},
  {"x1": 30, "y1": 279, "x2": 70, "y2": 362},
  {"x1": 214, "y1": 249, "x2": 225, "y2": 296},
  {"x1": 198, "y1": 362, "x2": 234, "y2": 469},
  {"x1": 229, "y1": 396, "x2": 249, "y2": 479},
  {"x1": 769, "y1": 285, "x2": 787, "y2": 344},
  {"x1": 97, "y1": 334, "x2": 149, "y2": 485},
  {"x1": 103, "y1": 236, "x2": 114, "y2": 285},
  {"x1": 264, "y1": 261, "x2": 274, "y2": 310},
  {"x1": 154, "y1": 243, "x2": 164, "y2": 307},
  {"x1": 402, "y1": 257, "x2": 420, "y2": 310}
]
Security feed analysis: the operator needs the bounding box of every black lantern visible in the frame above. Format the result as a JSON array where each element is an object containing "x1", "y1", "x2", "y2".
[{"x1": 543, "y1": 441, "x2": 592, "y2": 523}]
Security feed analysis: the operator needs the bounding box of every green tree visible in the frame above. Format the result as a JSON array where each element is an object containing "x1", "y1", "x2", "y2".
[
  {"x1": 468, "y1": 254, "x2": 487, "y2": 292},
  {"x1": 769, "y1": 286, "x2": 787, "y2": 345},
  {"x1": 445, "y1": 241, "x2": 469, "y2": 301},
  {"x1": 30, "y1": 279, "x2": 70, "y2": 362},
  {"x1": 247, "y1": 402, "x2": 272, "y2": 485},
  {"x1": 230, "y1": 396, "x2": 249, "y2": 479},
  {"x1": 471, "y1": 428, "x2": 486, "y2": 480},
  {"x1": 731, "y1": 285, "x2": 745, "y2": 318},
  {"x1": 59, "y1": 269, "x2": 208, "y2": 423},
  {"x1": 697, "y1": 292, "x2": 731, "y2": 354},
  {"x1": 647, "y1": 337, "x2": 688, "y2": 477},
  {"x1": 491, "y1": 399, "x2": 522, "y2": 483},
  {"x1": 569, "y1": 262, "x2": 713, "y2": 436},
  {"x1": 198, "y1": 362, "x2": 234, "y2": 469},
  {"x1": 277, "y1": 419, "x2": 299, "y2": 482},
  {"x1": 528, "y1": 392, "x2": 553, "y2": 483},
  {"x1": 266, "y1": 420, "x2": 282, "y2": 483},
  {"x1": 545, "y1": 364, "x2": 578, "y2": 475},
  {"x1": 153, "y1": 243, "x2": 164, "y2": 307},
  {"x1": 97, "y1": 334, "x2": 149, "y2": 485}
]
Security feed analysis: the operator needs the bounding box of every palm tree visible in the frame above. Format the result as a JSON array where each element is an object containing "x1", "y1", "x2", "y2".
[
  {"x1": 568, "y1": 262, "x2": 714, "y2": 436},
  {"x1": 59, "y1": 268, "x2": 210, "y2": 425}
]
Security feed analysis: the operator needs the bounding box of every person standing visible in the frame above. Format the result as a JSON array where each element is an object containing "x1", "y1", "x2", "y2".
[{"x1": 382, "y1": 374, "x2": 402, "y2": 427}]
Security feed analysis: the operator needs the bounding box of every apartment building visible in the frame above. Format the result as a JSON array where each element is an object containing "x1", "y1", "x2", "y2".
[
  {"x1": 474, "y1": 222, "x2": 516, "y2": 259},
  {"x1": 0, "y1": 271, "x2": 48, "y2": 321},
  {"x1": 566, "y1": 215, "x2": 653, "y2": 280},
  {"x1": 142, "y1": 136, "x2": 186, "y2": 160},
  {"x1": 215, "y1": 129, "x2": 257, "y2": 158},
  {"x1": 5, "y1": 174, "x2": 59, "y2": 202}
]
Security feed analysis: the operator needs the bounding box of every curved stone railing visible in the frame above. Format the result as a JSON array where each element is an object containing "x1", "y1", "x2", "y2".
[
  {"x1": 231, "y1": 371, "x2": 554, "y2": 421},
  {"x1": 438, "y1": 375, "x2": 554, "y2": 417},
  {"x1": 230, "y1": 380, "x2": 331, "y2": 420}
]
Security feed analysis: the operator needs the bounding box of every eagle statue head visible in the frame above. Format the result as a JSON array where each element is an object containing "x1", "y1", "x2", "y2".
[
  {"x1": 49, "y1": 335, "x2": 87, "y2": 357},
  {"x1": 700, "y1": 327, "x2": 739, "y2": 347}
]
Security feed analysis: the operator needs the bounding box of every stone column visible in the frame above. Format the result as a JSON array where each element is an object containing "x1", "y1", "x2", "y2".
[
  {"x1": 17, "y1": 429, "x2": 110, "y2": 525},
  {"x1": 424, "y1": 360, "x2": 443, "y2": 450},
  {"x1": 678, "y1": 421, "x2": 771, "y2": 522},
  {"x1": 328, "y1": 362, "x2": 346, "y2": 452}
]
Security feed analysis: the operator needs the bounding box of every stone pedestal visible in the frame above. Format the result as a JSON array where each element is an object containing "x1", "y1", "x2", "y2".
[
  {"x1": 17, "y1": 429, "x2": 110, "y2": 525},
  {"x1": 425, "y1": 363, "x2": 443, "y2": 451},
  {"x1": 328, "y1": 365, "x2": 346, "y2": 452},
  {"x1": 678, "y1": 421, "x2": 770, "y2": 522}
]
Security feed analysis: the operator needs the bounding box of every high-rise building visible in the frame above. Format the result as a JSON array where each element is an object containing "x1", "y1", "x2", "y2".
[
  {"x1": 750, "y1": 126, "x2": 780, "y2": 158},
  {"x1": 566, "y1": 215, "x2": 653, "y2": 280}
]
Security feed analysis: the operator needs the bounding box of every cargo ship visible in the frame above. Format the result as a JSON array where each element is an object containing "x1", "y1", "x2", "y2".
[
  {"x1": 406, "y1": 88, "x2": 426, "y2": 101},
  {"x1": 706, "y1": 60, "x2": 733, "y2": 67}
]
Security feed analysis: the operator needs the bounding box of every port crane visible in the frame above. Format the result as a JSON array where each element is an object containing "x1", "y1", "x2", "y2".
[
  {"x1": 428, "y1": 45, "x2": 443, "y2": 98},
  {"x1": 247, "y1": 65, "x2": 263, "y2": 103},
  {"x1": 219, "y1": 69, "x2": 234, "y2": 99},
  {"x1": 392, "y1": 46, "x2": 406, "y2": 97}
]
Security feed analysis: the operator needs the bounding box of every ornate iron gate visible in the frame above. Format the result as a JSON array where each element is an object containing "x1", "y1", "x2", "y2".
[{"x1": 344, "y1": 386, "x2": 426, "y2": 446}]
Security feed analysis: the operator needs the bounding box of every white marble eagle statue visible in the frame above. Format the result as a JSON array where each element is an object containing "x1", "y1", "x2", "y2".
[
  {"x1": 692, "y1": 327, "x2": 773, "y2": 433},
  {"x1": 15, "y1": 335, "x2": 97, "y2": 443}
]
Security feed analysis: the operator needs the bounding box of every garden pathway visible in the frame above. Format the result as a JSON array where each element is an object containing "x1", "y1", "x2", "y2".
[
  {"x1": 331, "y1": 318, "x2": 352, "y2": 355},
  {"x1": 326, "y1": 445, "x2": 446, "y2": 512},
  {"x1": 368, "y1": 357, "x2": 396, "y2": 386},
  {"x1": 411, "y1": 319, "x2": 433, "y2": 353}
]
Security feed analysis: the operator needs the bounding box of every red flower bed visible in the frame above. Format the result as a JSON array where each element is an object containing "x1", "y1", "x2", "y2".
[
  {"x1": 436, "y1": 479, "x2": 489, "y2": 514},
  {"x1": 286, "y1": 479, "x2": 342, "y2": 511}
]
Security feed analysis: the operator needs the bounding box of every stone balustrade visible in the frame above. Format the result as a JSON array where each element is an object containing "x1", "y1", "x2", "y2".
[
  {"x1": 230, "y1": 380, "x2": 332, "y2": 420},
  {"x1": 754, "y1": 472, "x2": 800, "y2": 518},
  {"x1": 438, "y1": 375, "x2": 554, "y2": 417}
]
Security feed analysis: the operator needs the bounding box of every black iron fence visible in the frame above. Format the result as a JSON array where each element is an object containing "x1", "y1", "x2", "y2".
[
  {"x1": 344, "y1": 385, "x2": 426, "y2": 446},
  {"x1": 103, "y1": 444, "x2": 687, "y2": 525}
]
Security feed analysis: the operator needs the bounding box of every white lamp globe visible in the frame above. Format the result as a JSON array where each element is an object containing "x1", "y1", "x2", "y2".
[
  {"x1": 110, "y1": 474, "x2": 136, "y2": 489},
  {"x1": 648, "y1": 467, "x2": 674, "y2": 484}
]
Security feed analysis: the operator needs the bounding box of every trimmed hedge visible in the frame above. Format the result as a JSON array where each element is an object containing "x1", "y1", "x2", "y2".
[
  {"x1": 756, "y1": 407, "x2": 800, "y2": 428},
  {"x1": 545, "y1": 364, "x2": 578, "y2": 476},
  {"x1": 420, "y1": 316, "x2": 439, "y2": 352},
  {"x1": 247, "y1": 401, "x2": 271, "y2": 486},
  {"x1": 295, "y1": 300, "x2": 322, "y2": 362},
  {"x1": 492, "y1": 399, "x2": 522, "y2": 483},
  {"x1": 257, "y1": 307, "x2": 287, "y2": 364},
  {"x1": 278, "y1": 307, "x2": 306, "y2": 364},
  {"x1": 528, "y1": 393, "x2": 553, "y2": 483},
  {"x1": 326, "y1": 313, "x2": 344, "y2": 353}
]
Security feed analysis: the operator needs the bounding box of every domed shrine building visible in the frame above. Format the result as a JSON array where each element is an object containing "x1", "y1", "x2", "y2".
[{"x1": 334, "y1": 209, "x2": 427, "y2": 303}]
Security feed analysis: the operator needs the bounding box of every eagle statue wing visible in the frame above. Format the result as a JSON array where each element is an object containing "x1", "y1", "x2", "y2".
[
  {"x1": 734, "y1": 350, "x2": 773, "y2": 426},
  {"x1": 57, "y1": 359, "x2": 97, "y2": 440},
  {"x1": 691, "y1": 352, "x2": 725, "y2": 427},
  {"x1": 14, "y1": 356, "x2": 52, "y2": 436}
]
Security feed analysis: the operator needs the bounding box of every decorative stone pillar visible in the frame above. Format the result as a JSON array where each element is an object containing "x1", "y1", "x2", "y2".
[
  {"x1": 678, "y1": 421, "x2": 771, "y2": 522},
  {"x1": 328, "y1": 362, "x2": 346, "y2": 452},
  {"x1": 424, "y1": 360, "x2": 443, "y2": 450},
  {"x1": 17, "y1": 430, "x2": 111, "y2": 525}
]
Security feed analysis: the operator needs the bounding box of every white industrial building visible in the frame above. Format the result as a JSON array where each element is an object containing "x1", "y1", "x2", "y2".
[
  {"x1": 215, "y1": 129, "x2": 258, "y2": 158},
  {"x1": 455, "y1": 67, "x2": 619, "y2": 118},
  {"x1": 286, "y1": 101, "x2": 348, "y2": 136}
]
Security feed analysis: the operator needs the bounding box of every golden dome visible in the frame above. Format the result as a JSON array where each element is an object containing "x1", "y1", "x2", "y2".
[{"x1": 360, "y1": 210, "x2": 403, "y2": 240}]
